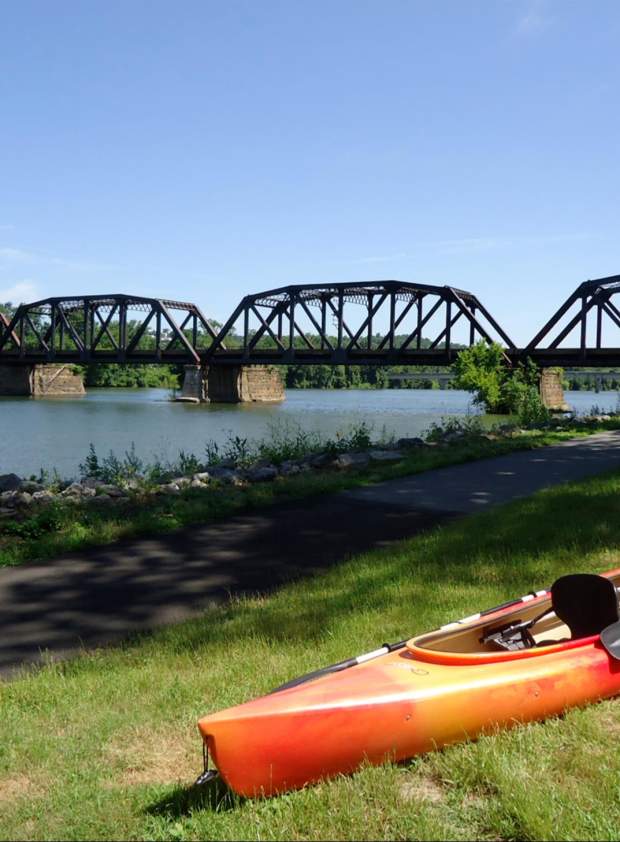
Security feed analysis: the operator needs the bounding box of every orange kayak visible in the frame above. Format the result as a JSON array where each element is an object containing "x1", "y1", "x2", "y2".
[{"x1": 197, "y1": 569, "x2": 620, "y2": 797}]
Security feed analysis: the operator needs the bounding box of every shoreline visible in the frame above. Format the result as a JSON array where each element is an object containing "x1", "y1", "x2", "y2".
[{"x1": 1, "y1": 413, "x2": 619, "y2": 570}]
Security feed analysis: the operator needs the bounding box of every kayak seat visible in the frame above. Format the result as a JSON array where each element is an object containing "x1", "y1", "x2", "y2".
[
  {"x1": 550, "y1": 574, "x2": 619, "y2": 640},
  {"x1": 482, "y1": 574, "x2": 619, "y2": 652}
]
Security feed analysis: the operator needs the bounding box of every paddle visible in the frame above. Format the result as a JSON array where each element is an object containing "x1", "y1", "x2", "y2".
[
  {"x1": 270, "y1": 640, "x2": 409, "y2": 694},
  {"x1": 269, "y1": 588, "x2": 555, "y2": 694},
  {"x1": 270, "y1": 581, "x2": 620, "y2": 693},
  {"x1": 601, "y1": 620, "x2": 620, "y2": 660}
]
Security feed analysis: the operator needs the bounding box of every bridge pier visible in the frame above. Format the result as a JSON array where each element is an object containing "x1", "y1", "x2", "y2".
[
  {"x1": 0, "y1": 364, "x2": 85, "y2": 397},
  {"x1": 539, "y1": 369, "x2": 570, "y2": 412},
  {"x1": 178, "y1": 365, "x2": 285, "y2": 403}
]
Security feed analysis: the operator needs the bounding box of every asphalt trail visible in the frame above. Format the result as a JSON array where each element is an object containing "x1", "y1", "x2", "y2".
[{"x1": 2, "y1": 430, "x2": 620, "y2": 676}]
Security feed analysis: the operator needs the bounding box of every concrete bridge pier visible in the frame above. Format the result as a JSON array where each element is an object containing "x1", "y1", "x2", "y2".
[
  {"x1": 539, "y1": 368, "x2": 570, "y2": 412},
  {"x1": 178, "y1": 364, "x2": 285, "y2": 403},
  {"x1": 0, "y1": 364, "x2": 85, "y2": 397}
]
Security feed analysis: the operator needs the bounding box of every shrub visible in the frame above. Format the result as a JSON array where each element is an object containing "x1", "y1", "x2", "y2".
[
  {"x1": 453, "y1": 341, "x2": 549, "y2": 420},
  {"x1": 424, "y1": 416, "x2": 486, "y2": 443}
]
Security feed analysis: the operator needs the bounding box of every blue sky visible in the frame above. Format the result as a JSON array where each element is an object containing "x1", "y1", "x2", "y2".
[{"x1": 1, "y1": 0, "x2": 619, "y2": 344}]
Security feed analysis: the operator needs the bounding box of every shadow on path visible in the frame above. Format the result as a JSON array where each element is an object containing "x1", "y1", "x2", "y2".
[
  {"x1": 3, "y1": 430, "x2": 620, "y2": 677},
  {"x1": 0, "y1": 497, "x2": 448, "y2": 676}
]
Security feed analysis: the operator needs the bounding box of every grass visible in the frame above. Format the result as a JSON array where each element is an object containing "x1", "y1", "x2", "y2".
[
  {"x1": 2, "y1": 468, "x2": 620, "y2": 839},
  {"x1": 2, "y1": 418, "x2": 620, "y2": 569}
]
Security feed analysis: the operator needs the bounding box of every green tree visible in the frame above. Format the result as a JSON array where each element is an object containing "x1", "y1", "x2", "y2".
[{"x1": 452, "y1": 341, "x2": 547, "y2": 419}]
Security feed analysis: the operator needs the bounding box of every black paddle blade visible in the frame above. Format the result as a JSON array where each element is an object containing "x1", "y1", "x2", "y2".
[{"x1": 601, "y1": 621, "x2": 620, "y2": 661}]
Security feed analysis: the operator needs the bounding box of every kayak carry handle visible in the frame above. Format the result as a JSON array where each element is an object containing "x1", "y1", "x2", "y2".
[{"x1": 195, "y1": 739, "x2": 219, "y2": 787}]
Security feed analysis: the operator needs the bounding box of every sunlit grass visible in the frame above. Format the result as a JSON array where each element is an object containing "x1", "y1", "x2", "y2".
[{"x1": 2, "y1": 469, "x2": 620, "y2": 839}]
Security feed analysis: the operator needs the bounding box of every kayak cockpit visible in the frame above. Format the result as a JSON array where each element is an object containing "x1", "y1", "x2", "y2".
[{"x1": 409, "y1": 572, "x2": 620, "y2": 665}]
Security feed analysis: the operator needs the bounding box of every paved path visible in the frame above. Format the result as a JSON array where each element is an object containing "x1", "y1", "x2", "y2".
[
  {"x1": 2, "y1": 430, "x2": 620, "y2": 676},
  {"x1": 344, "y1": 430, "x2": 620, "y2": 512}
]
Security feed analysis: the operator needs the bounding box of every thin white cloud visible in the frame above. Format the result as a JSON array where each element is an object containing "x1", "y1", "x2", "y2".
[
  {"x1": 515, "y1": 0, "x2": 553, "y2": 37},
  {"x1": 346, "y1": 231, "x2": 600, "y2": 265},
  {"x1": 0, "y1": 280, "x2": 39, "y2": 305},
  {"x1": 347, "y1": 238, "x2": 501, "y2": 264},
  {"x1": 0, "y1": 246, "x2": 115, "y2": 272},
  {"x1": 352, "y1": 252, "x2": 410, "y2": 265},
  {"x1": 0, "y1": 247, "x2": 33, "y2": 261}
]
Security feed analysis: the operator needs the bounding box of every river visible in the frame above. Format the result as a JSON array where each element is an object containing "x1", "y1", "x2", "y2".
[{"x1": 1, "y1": 388, "x2": 617, "y2": 479}]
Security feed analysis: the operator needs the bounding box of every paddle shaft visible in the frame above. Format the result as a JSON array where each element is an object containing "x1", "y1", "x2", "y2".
[
  {"x1": 270, "y1": 640, "x2": 408, "y2": 694},
  {"x1": 271, "y1": 584, "x2": 620, "y2": 694}
]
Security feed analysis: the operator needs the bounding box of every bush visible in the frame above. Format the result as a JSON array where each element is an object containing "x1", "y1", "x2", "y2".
[
  {"x1": 424, "y1": 416, "x2": 486, "y2": 443},
  {"x1": 78, "y1": 442, "x2": 145, "y2": 485},
  {"x1": 453, "y1": 341, "x2": 549, "y2": 420},
  {"x1": 514, "y1": 385, "x2": 551, "y2": 426}
]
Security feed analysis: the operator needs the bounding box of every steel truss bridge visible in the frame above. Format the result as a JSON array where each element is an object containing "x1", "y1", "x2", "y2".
[{"x1": 1, "y1": 275, "x2": 620, "y2": 368}]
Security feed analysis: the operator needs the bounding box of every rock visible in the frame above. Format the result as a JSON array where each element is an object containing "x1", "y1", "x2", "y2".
[
  {"x1": 396, "y1": 437, "x2": 426, "y2": 449},
  {"x1": 157, "y1": 482, "x2": 181, "y2": 495},
  {"x1": 96, "y1": 484, "x2": 126, "y2": 498},
  {"x1": 334, "y1": 452, "x2": 371, "y2": 469},
  {"x1": 0, "y1": 473, "x2": 22, "y2": 492},
  {"x1": 89, "y1": 494, "x2": 114, "y2": 506},
  {"x1": 279, "y1": 461, "x2": 302, "y2": 476},
  {"x1": 245, "y1": 465, "x2": 278, "y2": 482},
  {"x1": 0, "y1": 506, "x2": 14, "y2": 518},
  {"x1": 169, "y1": 476, "x2": 191, "y2": 488},
  {"x1": 82, "y1": 477, "x2": 103, "y2": 489},
  {"x1": 0, "y1": 490, "x2": 19, "y2": 505},
  {"x1": 307, "y1": 452, "x2": 332, "y2": 468},
  {"x1": 190, "y1": 478, "x2": 207, "y2": 489},
  {"x1": 14, "y1": 491, "x2": 33, "y2": 507},
  {"x1": 61, "y1": 482, "x2": 84, "y2": 497},
  {"x1": 209, "y1": 467, "x2": 245, "y2": 485},
  {"x1": 193, "y1": 472, "x2": 210, "y2": 483},
  {"x1": 368, "y1": 449, "x2": 404, "y2": 462},
  {"x1": 61, "y1": 483, "x2": 95, "y2": 499},
  {"x1": 19, "y1": 480, "x2": 45, "y2": 493},
  {"x1": 32, "y1": 490, "x2": 55, "y2": 504}
]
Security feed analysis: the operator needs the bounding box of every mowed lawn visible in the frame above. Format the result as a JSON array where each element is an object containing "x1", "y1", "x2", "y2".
[{"x1": 2, "y1": 471, "x2": 620, "y2": 840}]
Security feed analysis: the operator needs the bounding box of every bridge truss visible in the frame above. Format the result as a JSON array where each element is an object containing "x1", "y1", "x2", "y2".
[
  {"x1": 0, "y1": 294, "x2": 220, "y2": 364},
  {"x1": 1, "y1": 275, "x2": 620, "y2": 367},
  {"x1": 524, "y1": 274, "x2": 620, "y2": 366},
  {"x1": 208, "y1": 281, "x2": 516, "y2": 365},
  {"x1": 0, "y1": 282, "x2": 516, "y2": 366}
]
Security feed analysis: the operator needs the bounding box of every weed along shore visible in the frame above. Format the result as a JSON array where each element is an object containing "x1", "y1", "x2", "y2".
[
  {"x1": 2, "y1": 467, "x2": 620, "y2": 839},
  {"x1": 1, "y1": 413, "x2": 620, "y2": 569}
]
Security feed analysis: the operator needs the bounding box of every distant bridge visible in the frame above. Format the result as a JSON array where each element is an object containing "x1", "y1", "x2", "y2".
[
  {"x1": 1, "y1": 274, "x2": 620, "y2": 368},
  {"x1": 388, "y1": 369, "x2": 620, "y2": 387}
]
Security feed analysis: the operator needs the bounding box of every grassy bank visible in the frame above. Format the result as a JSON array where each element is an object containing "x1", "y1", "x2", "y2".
[
  {"x1": 2, "y1": 469, "x2": 620, "y2": 840},
  {"x1": 2, "y1": 417, "x2": 620, "y2": 569}
]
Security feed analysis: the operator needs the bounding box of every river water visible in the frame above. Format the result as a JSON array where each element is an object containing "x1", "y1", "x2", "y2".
[{"x1": 1, "y1": 388, "x2": 617, "y2": 479}]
